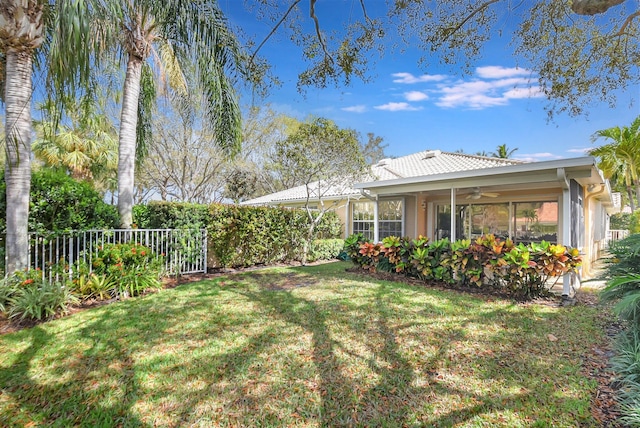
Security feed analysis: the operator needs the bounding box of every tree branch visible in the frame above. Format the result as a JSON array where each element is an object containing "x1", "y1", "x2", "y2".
[
  {"x1": 616, "y1": 10, "x2": 640, "y2": 36},
  {"x1": 441, "y1": 0, "x2": 501, "y2": 43},
  {"x1": 309, "y1": 0, "x2": 334, "y2": 63},
  {"x1": 250, "y1": 0, "x2": 303, "y2": 65},
  {"x1": 358, "y1": 0, "x2": 371, "y2": 23}
]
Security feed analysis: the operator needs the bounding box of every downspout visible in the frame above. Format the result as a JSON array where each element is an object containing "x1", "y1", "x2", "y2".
[
  {"x1": 583, "y1": 184, "x2": 606, "y2": 278},
  {"x1": 359, "y1": 189, "x2": 376, "y2": 201},
  {"x1": 344, "y1": 196, "x2": 350, "y2": 238}
]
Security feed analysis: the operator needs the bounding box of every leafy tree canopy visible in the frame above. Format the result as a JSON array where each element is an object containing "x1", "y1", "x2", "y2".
[
  {"x1": 273, "y1": 117, "x2": 367, "y2": 198},
  {"x1": 246, "y1": 0, "x2": 638, "y2": 118}
]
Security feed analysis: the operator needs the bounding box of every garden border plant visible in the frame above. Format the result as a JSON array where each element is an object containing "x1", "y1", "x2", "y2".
[
  {"x1": 600, "y1": 233, "x2": 640, "y2": 425},
  {"x1": 345, "y1": 233, "x2": 582, "y2": 300}
]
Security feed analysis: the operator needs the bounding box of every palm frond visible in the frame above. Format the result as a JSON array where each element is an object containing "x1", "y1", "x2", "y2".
[
  {"x1": 45, "y1": 0, "x2": 94, "y2": 105},
  {"x1": 602, "y1": 274, "x2": 640, "y2": 301}
]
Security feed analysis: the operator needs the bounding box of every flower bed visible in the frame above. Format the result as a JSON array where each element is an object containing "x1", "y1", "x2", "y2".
[{"x1": 344, "y1": 233, "x2": 581, "y2": 300}]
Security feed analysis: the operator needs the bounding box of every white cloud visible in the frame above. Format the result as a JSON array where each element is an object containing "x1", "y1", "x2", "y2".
[
  {"x1": 515, "y1": 152, "x2": 564, "y2": 162},
  {"x1": 374, "y1": 102, "x2": 423, "y2": 112},
  {"x1": 435, "y1": 76, "x2": 540, "y2": 109},
  {"x1": 436, "y1": 80, "x2": 508, "y2": 109},
  {"x1": 392, "y1": 72, "x2": 447, "y2": 84},
  {"x1": 476, "y1": 66, "x2": 531, "y2": 79},
  {"x1": 503, "y1": 86, "x2": 544, "y2": 99},
  {"x1": 342, "y1": 105, "x2": 367, "y2": 113},
  {"x1": 404, "y1": 91, "x2": 429, "y2": 101},
  {"x1": 384, "y1": 65, "x2": 540, "y2": 110},
  {"x1": 566, "y1": 148, "x2": 591, "y2": 154}
]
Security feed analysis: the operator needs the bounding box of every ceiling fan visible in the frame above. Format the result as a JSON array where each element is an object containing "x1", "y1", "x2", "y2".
[{"x1": 466, "y1": 187, "x2": 500, "y2": 199}]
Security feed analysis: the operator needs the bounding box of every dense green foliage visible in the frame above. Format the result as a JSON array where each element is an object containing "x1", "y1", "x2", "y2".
[
  {"x1": 134, "y1": 201, "x2": 343, "y2": 268},
  {"x1": 133, "y1": 202, "x2": 210, "y2": 229},
  {"x1": 610, "y1": 329, "x2": 640, "y2": 426},
  {"x1": 0, "y1": 242, "x2": 165, "y2": 321},
  {"x1": 346, "y1": 233, "x2": 582, "y2": 300},
  {"x1": 0, "y1": 169, "x2": 119, "y2": 234},
  {"x1": 208, "y1": 204, "x2": 342, "y2": 268},
  {"x1": 589, "y1": 117, "x2": 640, "y2": 212},
  {"x1": 308, "y1": 239, "x2": 345, "y2": 263},
  {"x1": 83, "y1": 243, "x2": 164, "y2": 299},
  {"x1": 0, "y1": 270, "x2": 78, "y2": 322},
  {"x1": 600, "y1": 233, "x2": 640, "y2": 423}
]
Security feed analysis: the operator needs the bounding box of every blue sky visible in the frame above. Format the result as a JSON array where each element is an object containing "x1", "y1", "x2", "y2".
[{"x1": 222, "y1": 1, "x2": 639, "y2": 162}]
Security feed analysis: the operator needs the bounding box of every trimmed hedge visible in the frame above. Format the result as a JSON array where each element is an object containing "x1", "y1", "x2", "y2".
[
  {"x1": 345, "y1": 233, "x2": 582, "y2": 300},
  {"x1": 0, "y1": 169, "x2": 119, "y2": 234},
  {"x1": 308, "y1": 239, "x2": 345, "y2": 263},
  {"x1": 133, "y1": 202, "x2": 343, "y2": 268}
]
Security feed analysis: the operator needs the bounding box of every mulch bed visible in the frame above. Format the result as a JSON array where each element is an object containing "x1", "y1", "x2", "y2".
[{"x1": 0, "y1": 262, "x2": 624, "y2": 425}]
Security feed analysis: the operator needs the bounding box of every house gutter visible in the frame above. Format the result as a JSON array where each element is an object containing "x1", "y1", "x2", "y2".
[{"x1": 359, "y1": 189, "x2": 376, "y2": 201}]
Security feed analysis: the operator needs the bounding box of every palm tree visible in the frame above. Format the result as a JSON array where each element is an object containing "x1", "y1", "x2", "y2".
[
  {"x1": 1, "y1": 0, "x2": 91, "y2": 273},
  {"x1": 90, "y1": 0, "x2": 248, "y2": 228},
  {"x1": 491, "y1": 144, "x2": 518, "y2": 158},
  {"x1": 589, "y1": 116, "x2": 640, "y2": 212},
  {"x1": 33, "y1": 99, "x2": 118, "y2": 186}
]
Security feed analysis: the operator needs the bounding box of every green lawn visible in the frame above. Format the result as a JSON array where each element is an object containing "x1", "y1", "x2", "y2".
[{"x1": 0, "y1": 262, "x2": 606, "y2": 427}]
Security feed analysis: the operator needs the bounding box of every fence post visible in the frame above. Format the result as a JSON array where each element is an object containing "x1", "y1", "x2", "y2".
[{"x1": 203, "y1": 228, "x2": 207, "y2": 274}]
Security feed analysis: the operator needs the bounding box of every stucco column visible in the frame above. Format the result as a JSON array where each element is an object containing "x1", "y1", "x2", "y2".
[
  {"x1": 561, "y1": 187, "x2": 572, "y2": 297},
  {"x1": 450, "y1": 188, "x2": 457, "y2": 241},
  {"x1": 374, "y1": 198, "x2": 379, "y2": 243}
]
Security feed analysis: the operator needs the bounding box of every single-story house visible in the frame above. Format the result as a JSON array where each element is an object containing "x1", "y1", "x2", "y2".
[{"x1": 243, "y1": 150, "x2": 620, "y2": 290}]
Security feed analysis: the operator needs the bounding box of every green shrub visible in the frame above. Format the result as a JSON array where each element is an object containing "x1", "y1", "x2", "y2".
[
  {"x1": 603, "y1": 233, "x2": 640, "y2": 278},
  {"x1": 0, "y1": 169, "x2": 119, "y2": 234},
  {"x1": 601, "y1": 234, "x2": 640, "y2": 326},
  {"x1": 69, "y1": 272, "x2": 116, "y2": 301},
  {"x1": 631, "y1": 211, "x2": 640, "y2": 234},
  {"x1": 208, "y1": 204, "x2": 322, "y2": 268},
  {"x1": 343, "y1": 233, "x2": 369, "y2": 266},
  {"x1": 610, "y1": 329, "x2": 640, "y2": 426},
  {"x1": 90, "y1": 243, "x2": 164, "y2": 298},
  {"x1": 348, "y1": 234, "x2": 581, "y2": 300},
  {"x1": 133, "y1": 202, "x2": 210, "y2": 229},
  {"x1": 133, "y1": 202, "x2": 342, "y2": 269},
  {"x1": 611, "y1": 212, "x2": 632, "y2": 231},
  {"x1": 1, "y1": 270, "x2": 78, "y2": 321},
  {"x1": 312, "y1": 211, "x2": 342, "y2": 239},
  {"x1": 0, "y1": 276, "x2": 19, "y2": 313},
  {"x1": 308, "y1": 239, "x2": 344, "y2": 262}
]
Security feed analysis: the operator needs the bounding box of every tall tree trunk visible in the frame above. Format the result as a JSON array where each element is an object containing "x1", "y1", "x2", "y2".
[
  {"x1": 117, "y1": 54, "x2": 143, "y2": 228},
  {"x1": 627, "y1": 186, "x2": 636, "y2": 212},
  {"x1": 4, "y1": 49, "x2": 33, "y2": 273}
]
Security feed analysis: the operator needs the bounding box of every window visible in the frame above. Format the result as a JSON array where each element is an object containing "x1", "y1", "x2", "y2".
[
  {"x1": 436, "y1": 201, "x2": 557, "y2": 243},
  {"x1": 352, "y1": 201, "x2": 374, "y2": 240},
  {"x1": 435, "y1": 204, "x2": 467, "y2": 240},
  {"x1": 378, "y1": 199, "x2": 403, "y2": 239},
  {"x1": 468, "y1": 203, "x2": 509, "y2": 240},
  {"x1": 513, "y1": 202, "x2": 557, "y2": 243},
  {"x1": 351, "y1": 199, "x2": 404, "y2": 241}
]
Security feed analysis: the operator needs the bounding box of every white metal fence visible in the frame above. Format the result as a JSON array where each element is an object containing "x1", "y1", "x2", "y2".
[
  {"x1": 608, "y1": 229, "x2": 630, "y2": 246},
  {"x1": 3, "y1": 229, "x2": 207, "y2": 279}
]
